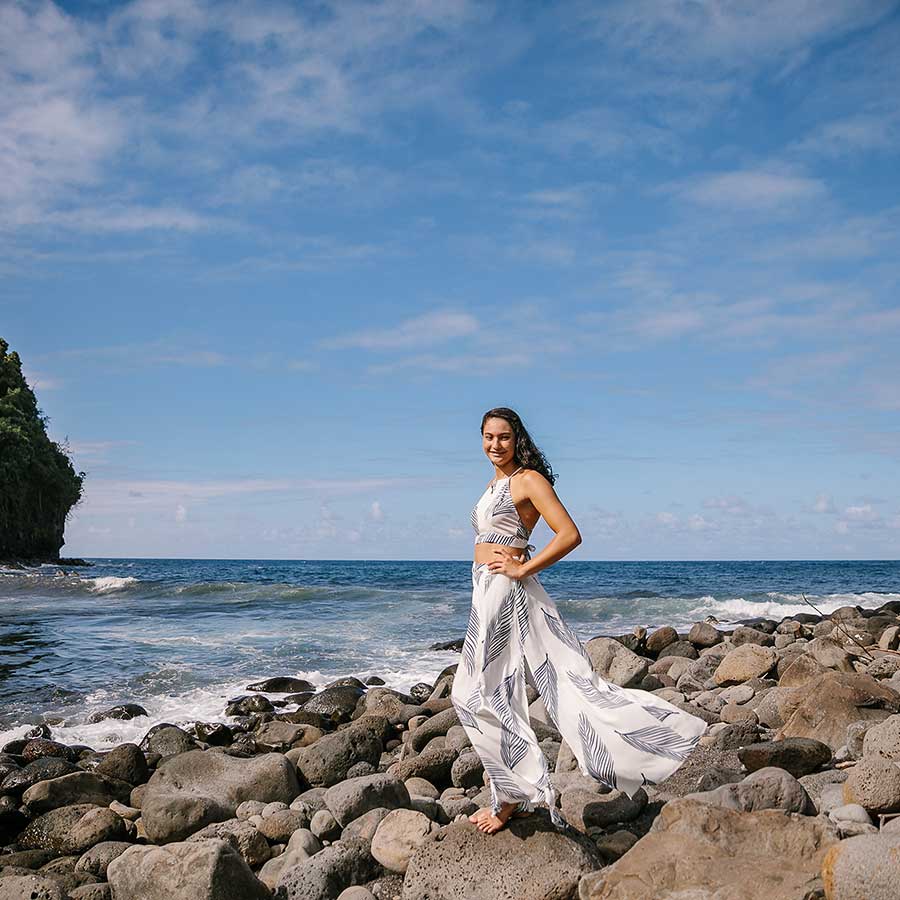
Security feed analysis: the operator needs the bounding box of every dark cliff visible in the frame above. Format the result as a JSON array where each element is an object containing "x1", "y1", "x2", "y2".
[{"x1": 0, "y1": 337, "x2": 84, "y2": 562}]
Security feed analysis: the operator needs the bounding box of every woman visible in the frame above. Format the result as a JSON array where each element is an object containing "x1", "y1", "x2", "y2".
[{"x1": 450, "y1": 407, "x2": 707, "y2": 834}]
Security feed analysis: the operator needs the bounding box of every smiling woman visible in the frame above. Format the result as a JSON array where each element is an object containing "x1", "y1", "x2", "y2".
[{"x1": 454, "y1": 406, "x2": 708, "y2": 835}]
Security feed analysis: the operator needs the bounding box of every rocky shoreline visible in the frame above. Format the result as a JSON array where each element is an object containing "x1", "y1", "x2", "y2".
[{"x1": 2, "y1": 602, "x2": 900, "y2": 899}]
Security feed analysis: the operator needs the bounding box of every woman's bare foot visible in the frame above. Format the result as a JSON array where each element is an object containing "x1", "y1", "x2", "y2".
[{"x1": 468, "y1": 801, "x2": 528, "y2": 834}]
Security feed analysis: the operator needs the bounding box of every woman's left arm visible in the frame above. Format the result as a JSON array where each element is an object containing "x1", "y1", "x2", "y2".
[{"x1": 488, "y1": 471, "x2": 581, "y2": 579}]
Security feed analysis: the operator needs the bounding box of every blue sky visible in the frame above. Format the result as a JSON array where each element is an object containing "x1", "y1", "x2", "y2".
[{"x1": 3, "y1": 0, "x2": 899, "y2": 560}]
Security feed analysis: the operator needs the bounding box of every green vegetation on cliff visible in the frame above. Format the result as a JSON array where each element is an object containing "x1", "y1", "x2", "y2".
[{"x1": 0, "y1": 338, "x2": 85, "y2": 561}]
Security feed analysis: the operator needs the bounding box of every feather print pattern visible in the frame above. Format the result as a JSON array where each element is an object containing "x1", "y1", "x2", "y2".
[
  {"x1": 513, "y1": 581, "x2": 530, "y2": 645},
  {"x1": 484, "y1": 763, "x2": 530, "y2": 802},
  {"x1": 567, "y1": 670, "x2": 633, "y2": 709},
  {"x1": 533, "y1": 653, "x2": 559, "y2": 726},
  {"x1": 615, "y1": 725, "x2": 700, "y2": 761},
  {"x1": 462, "y1": 604, "x2": 479, "y2": 676},
  {"x1": 482, "y1": 588, "x2": 515, "y2": 672},
  {"x1": 542, "y1": 608, "x2": 589, "y2": 660},
  {"x1": 641, "y1": 704, "x2": 678, "y2": 722},
  {"x1": 577, "y1": 712, "x2": 618, "y2": 791}
]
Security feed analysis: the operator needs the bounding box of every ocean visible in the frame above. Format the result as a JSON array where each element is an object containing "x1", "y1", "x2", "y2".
[{"x1": 2, "y1": 557, "x2": 898, "y2": 749}]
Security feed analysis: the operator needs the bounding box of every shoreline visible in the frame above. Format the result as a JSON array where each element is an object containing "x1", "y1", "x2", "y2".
[{"x1": 1, "y1": 595, "x2": 899, "y2": 897}]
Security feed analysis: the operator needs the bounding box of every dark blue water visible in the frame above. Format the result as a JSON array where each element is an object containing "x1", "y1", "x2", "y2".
[{"x1": 2, "y1": 558, "x2": 898, "y2": 747}]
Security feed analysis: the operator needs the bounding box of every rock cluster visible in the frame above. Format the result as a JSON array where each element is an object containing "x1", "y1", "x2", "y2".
[{"x1": 2, "y1": 599, "x2": 900, "y2": 899}]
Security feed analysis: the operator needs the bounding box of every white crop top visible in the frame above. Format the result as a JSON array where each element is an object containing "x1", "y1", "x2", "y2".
[{"x1": 470, "y1": 467, "x2": 536, "y2": 556}]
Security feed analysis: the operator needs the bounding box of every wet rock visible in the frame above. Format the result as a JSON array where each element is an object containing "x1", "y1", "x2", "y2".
[
  {"x1": 303, "y1": 686, "x2": 366, "y2": 725},
  {"x1": 192, "y1": 723, "x2": 233, "y2": 746},
  {"x1": 583, "y1": 797, "x2": 837, "y2": 899},
  {"x1": 0, "y1": 757, "x2": 79, "y2": 796},
  {"x1": 248, "y1": 677, "x2": 316, "y2": 693},
  {"x1": 737, "y1": 738, "x2": 832, "y2": 777},
  {"x1": 87, "y1": 704, "x2": 148, "y2": 724},
  {"x1": 21, "y1": 740, "x2": 78, "y2": 764},
  {"x1": 19, "y1": 804, "x2": 127, "y2": 855},
  {"x1": 323, "y1": 774, "x2": 410, "y2": 826},
  {"x1": 401, "y1": 814, "x2": 602, "y2": 900},
  {"x1": 21, "y1": 771, "x2": 132, "y2": 815},
  {"x1": 140, "y1": 749, "x2": 300, "y2": 843},
  {"x1": 293, "y1": 716, "x2": 390, "y2": 788},
  {"x1": 138, "y1": 724, "x2": 199, "y2": 758},
  {"x1": 225, "y1": 695, "x2": 275, "y2": 717},
  {"x1": 107, "y1": 838, "x2": 269, "y2": 900},
  {"x1": 94, "y1": 743, "x2": 149, "y2": 785}
]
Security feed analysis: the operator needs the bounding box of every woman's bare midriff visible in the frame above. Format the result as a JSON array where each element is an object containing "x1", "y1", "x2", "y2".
[{"x1": 473, "y1": 543, "x2": 526, "y2": 565}]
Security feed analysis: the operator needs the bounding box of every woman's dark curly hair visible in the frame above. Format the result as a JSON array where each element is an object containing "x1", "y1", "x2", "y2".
[{"x1": 480, "y1": 407, "x2": 557, "y2": 485}]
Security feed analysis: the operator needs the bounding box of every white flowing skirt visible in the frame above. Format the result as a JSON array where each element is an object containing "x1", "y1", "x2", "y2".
[{"x1": 450, "y1": 562, "x2": 708, "y2": 827}]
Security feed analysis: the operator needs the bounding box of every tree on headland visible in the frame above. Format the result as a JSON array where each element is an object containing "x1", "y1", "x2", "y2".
[{"x1": 0, "y1": 338, "x2": 85, "y2": 562}]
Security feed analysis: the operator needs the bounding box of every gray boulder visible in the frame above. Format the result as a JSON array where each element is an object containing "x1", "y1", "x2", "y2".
[
  {"x1": 19, "y1": 804, "x2": 127, "y2": 855},
  {"x1": 74, "y1": 841, "x2": 132, "y2": 878},
  {"x1": 274, "y1": 836, "x2": 379, "y2": 900},
  {"x1": 583, "y1": 797, "x2": 837, "y2": 899},
  {"x1": 107, "y1": 838, "x2": 269, "y2": 900},
  {"x1": 186, "y1": 818, "x2": 271, "y2": 868},
  {"x1": 393, "y1": 747, "x2": 458, "y2": 786},
  {"x1": 409, "y1": 709, "x2": 458, "y2": 752},
  {"x1": 95, "y1": 743, "x2": 149, "y2": 785},
  {"x1": 294, "y1": 716, "x2": 390, "y2": 787},
  {"x1": 737, "y1": 737, "x2": 831, "y2": 777},
  {"x1": 0, "y1": 874, "x2": 68, "y2": 900},
  {"x1": 684, "y1": 766, "x2": 812, "y2": 814},
  {"x1": 401, "y1": 815, "x2": 602, "y2": 900},
  {"x1": 21, "y1": 772, "x2": 132, "y2": 815},
  {"x1": 141, "y1": 749, "x2": 300, "y2": 843},
  {"x1": 584, "y1": 637, "x2": 649, "y2": 687},
  {"x1": 323, "y1": 774, "x2": 410, "y2": 826}
]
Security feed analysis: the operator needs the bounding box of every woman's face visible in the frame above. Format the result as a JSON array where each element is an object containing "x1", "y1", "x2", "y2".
[{"x1": 482, "y1": 417, "x2": 516, "y2": 467}]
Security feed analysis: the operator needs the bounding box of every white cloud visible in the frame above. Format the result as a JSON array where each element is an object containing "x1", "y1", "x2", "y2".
[
  {"x1": 174, "y1": 503, "x2": 187, "y2": 523},
  {"x1": 813, "y1": 494, "x2": 835, "y2": 514},
  {"x1": 665, "y1": 169, "x2": 827, "y2": 212},
  {"x1": 322, "y1": 310, "x2": 480, "y2": 350},
  {"x1": 370, "y1": 501, "x2": 384, "y2": 521}
]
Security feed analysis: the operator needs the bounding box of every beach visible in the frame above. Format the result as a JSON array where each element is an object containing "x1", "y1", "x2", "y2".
[{"x1": 1, "y1": 559, "x2": 900, "y2": 898}]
